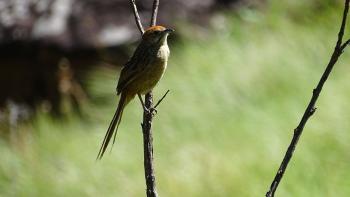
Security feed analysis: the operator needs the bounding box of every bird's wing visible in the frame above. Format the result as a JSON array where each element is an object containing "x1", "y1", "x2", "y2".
[{"x1": 116, "y1": 45, "x2": 151, "y2": 94}]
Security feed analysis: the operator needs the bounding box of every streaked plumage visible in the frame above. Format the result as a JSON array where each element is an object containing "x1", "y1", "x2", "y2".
[{"x1": 97, "y1": 26, "x2": 173, "y2": 159}]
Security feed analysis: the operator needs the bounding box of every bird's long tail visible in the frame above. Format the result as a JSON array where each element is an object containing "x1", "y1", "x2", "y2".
[{"x1": 97, "y1": 93, "x2": 130, "y2": 160}]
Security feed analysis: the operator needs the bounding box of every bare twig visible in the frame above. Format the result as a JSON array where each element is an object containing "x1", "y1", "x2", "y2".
[
  {"x1": 142, "y1": 92, "x2": 158, "y2": 197},
  {"x1": 130, "y1": 0, "x2": 144, "y2": 34},
  {"x1": 154, "y1": 90, "x2": 170, "y2": 109},
  {"x1": 266, "y1": 1, "x2": 350, "y2": 196},
  {"x1": 134, "y1": 0, "x2": 162, "y2": 196},
  {"x1": 129, "y1": 0, "x2": 166, "y2": 195},
  {"x1": 150, "y1": 0, "x2": 159, "y2": 27}
]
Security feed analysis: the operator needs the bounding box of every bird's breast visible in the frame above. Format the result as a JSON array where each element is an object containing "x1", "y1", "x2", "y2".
[
  {"x1": 136, "y1": 44, "x2": 168, "y2": 94},
  {"x1": 157, "y1": 44, "x2": 170, "y2": 61}
]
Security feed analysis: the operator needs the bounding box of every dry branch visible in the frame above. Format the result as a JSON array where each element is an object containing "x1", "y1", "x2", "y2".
[
  {"x1": 130, "y1": 0, "x2": 144, "y2": 34},
  {"x1": 150, "y1": 0, "x2": 160, "y2": 27},
  {"x1": 141, "y1": 0, "x2": 160, "y2": 195},
  {"x1": 266, "y1": 1, "x2": 350, "y2": 196},
  {"x1": 129, "y1": 0, "x2": 164, "y2": 196},
  {"x1": 154, "y1": 90, "x2": 170, "y2": 109},
  {"x1": 141, "y1": 92, "x2": 158, "y2": 197}
]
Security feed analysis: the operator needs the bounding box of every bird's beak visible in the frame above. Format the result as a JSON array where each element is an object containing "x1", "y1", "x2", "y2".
[{"x1": 164, "y1": 28, "x2": 175, "y2": 33}]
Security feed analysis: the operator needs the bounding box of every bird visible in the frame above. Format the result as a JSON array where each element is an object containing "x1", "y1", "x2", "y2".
[{"x1": 97, "y1": 25, "x2": 174, "y2": 159}]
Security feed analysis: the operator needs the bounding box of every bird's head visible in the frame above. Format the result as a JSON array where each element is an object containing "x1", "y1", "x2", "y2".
[{"x1": 142, "y1": 26, "x2": 174, "y2": 45}]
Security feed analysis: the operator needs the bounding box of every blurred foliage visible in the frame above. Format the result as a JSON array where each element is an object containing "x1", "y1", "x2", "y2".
[{"x1": 1, "y1": 1, "x2": 350, "y2": 197}]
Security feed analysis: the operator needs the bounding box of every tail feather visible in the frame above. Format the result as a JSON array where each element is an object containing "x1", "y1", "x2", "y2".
[
  {"x1": 97, "y1": 93, "x2": 128, "y2": 160},
  {"x1": 112, "y1": 104, "x2": 125, "y2": 147}
]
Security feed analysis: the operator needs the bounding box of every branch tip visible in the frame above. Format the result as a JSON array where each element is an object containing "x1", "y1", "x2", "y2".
[
  {"x1": 130, "y1": 0, "x2": 145, "y2": 34},
  {"x1": 150, "y1": 0, "x2": 160, "y2": 26},
  {"x1": 154, "y1": 90, "x2": 170, "y2": 109}
]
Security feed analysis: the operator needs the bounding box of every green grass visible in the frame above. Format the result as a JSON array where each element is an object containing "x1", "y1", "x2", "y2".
[{"x1": 1, "y1": 2, "x2": 350, "y2": 196}]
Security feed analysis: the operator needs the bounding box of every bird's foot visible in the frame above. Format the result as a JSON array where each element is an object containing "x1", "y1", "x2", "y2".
[
  {"x1": 144, "y1": 107, "x2": 157, "y2": 115},
  {"x1": 150, "y1": 107, "x2": 157, "y2": 115}
]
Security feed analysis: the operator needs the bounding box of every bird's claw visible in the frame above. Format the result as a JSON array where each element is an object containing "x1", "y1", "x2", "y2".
[
  {"x1": 144, "y1": 107, "x2": 157, "y2": 115},
  {"x1": 150, "y1": 107, "x2": 157, "y2": 115}
]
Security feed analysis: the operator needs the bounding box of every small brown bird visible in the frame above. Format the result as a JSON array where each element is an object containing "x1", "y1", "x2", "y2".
[{"x1": 97, "y1": 26, "x2": 174, "y2": 159}]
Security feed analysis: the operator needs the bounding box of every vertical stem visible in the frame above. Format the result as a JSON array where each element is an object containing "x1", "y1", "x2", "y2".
[
  {"x1": 142, "y1": 0, "x2": 160, "y2": 195},
  {"x1": 142, "y1": 92, "x2": 158, "y2": 197},
  {"x1": 130, "y1": 0, "x2": 160, "y2": 195}
]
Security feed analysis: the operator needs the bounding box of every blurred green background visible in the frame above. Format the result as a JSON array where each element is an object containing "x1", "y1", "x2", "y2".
[{"x1": 1, "y1": 0, "x2": 350, "y2": 196}]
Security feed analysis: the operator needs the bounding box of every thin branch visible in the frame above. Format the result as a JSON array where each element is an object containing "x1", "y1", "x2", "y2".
[
  {"x1": 142, "y1": 92, "x2": 158, "y2": 197},
  {"x1": 266, "y1": 1, "x2": 350, "y2": 196},
  {"x1": 130, "y1": 0, "x2": 144, "y2": 34},
  {"x1": 150, "y1": 0, "x2": 159, "y2": 26},
  {"x1": 154, "y1": 90, "x2": 170, "y2": 109},
  {"x1": 141, "y1": 0, "x2": 161, "y2": 197}
]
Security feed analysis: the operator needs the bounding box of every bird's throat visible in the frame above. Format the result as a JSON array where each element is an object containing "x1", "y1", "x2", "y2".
[{"x1": 157, "y1": 40, "x2": 170, "y2": 61}]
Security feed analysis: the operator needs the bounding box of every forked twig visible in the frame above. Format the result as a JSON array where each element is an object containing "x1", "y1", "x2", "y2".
[
  {"x1": 340, "y1": 38, "x2": 350, "y2": 50},
  {"x1": 141, "y1": 0, "x2": 160, "y2": 194},
  {"x1": 129, "y1": 0, "x2": 163, "y2": 196},
  {"x1": 266, "y1": 1, "x2": 350, "y2": 196}
]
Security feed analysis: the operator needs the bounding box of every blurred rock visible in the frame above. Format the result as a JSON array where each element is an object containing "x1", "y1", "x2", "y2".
[
  {"x1": 0, "y1": 0, "x2": 253, "y2": 119},
  {"x1": 0, "y1": 0, "x2": 248, "y2": 48}
]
